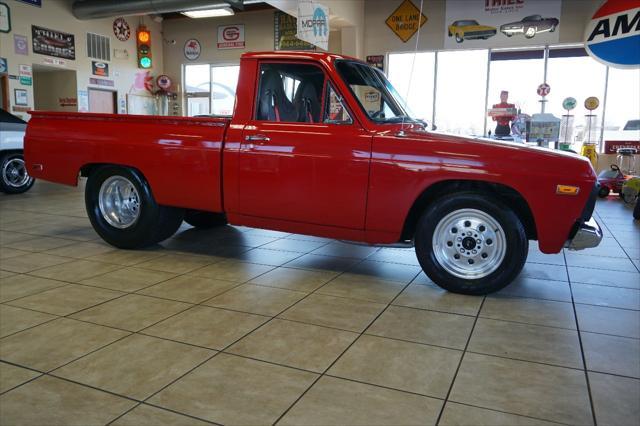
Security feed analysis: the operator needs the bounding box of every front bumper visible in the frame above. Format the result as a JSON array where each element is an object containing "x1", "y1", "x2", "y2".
[{"x1": 566, "y1": 217, "x2": 603, "y2": 250}]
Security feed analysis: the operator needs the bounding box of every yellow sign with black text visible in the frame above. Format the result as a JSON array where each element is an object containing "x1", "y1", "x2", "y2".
[{"x1": 385, "y1": 0, "x2": 427, "y2": 43}]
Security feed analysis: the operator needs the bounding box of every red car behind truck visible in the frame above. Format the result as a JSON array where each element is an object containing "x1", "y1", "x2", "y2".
[{"x1": 24, "y1": 51, "x2": 602, "y2": 295}]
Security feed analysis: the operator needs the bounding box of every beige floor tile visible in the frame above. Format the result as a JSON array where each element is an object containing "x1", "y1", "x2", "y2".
[
  {"x1": 328, "y1": 335, "x2": 461, "y2": 398},
  {"x1": 229, "y1": 319, "x2": 357, "y2": 372},
  {"x1": 148, "y1": 353, "x2": 317, "y2": 425},
  {"x1": 284, "y1": 253, "x2": 362, "y2": 272},
  {"x1": 111, "y1": 404, "x2": 211, "y2": 426},
  {"x1": 589, "y1": 372, "x2": 640, "y2": 426},
  {"x1": 237, "y1": 248, "x2": 304, "y2": 266},
  {"x1": 0, "y1": 375, "x2": 136, "y2": 425},
  {"x1": 0, "y1": 252, "x2": 73, "y2": 273},
  {"x1": 316, "y1": 273, "x2": 406, "y2": 304},
  {"x1": 279, "y1": 376, "x2": 442, "y2": 426},
  {"x1": 576, "y1": 304, "x2": 640, "y2": 339},
  {"x1": 85, "y1": 249, "x2": 166, "y2": 266},
  {"x1": 481, "y1": 297, "x2": 576, "y2": 329},
  {"x1": 71, "y1": 294, "x2": 191, "y2": 332},
  {"x1": 581, "y1": 332, "x2": 640, "y2": 378},
  {"x1": 279, "y1": 293, "x2": 385, "y2": 332},
  {"x1": 572, "y1": 283, "x2": 640, "y2": 310},
  {"x1": 0, "y1": 270, "x2": 16, "y2": 279},
  {"x1": 8, "y1": 284, "x2": 123, "y2": 316},
  {"x1": 191, "y1": 260, "x2": 274, "y2": 282},
  {"x1": 439, "y1": 402, "x2": 559, "y2": 426},
  {"x1": 393, "y1": 283, "x2": 483, "y2": 316},
  {"x1": 5, "y1": 236, "x2": 75, "y2": 252},
  {"x1": 80, "y1": 267, "x2": 177, "y2": 292},
  {"x1": 143, "y1": 305, "x2": 268, "y2": 350},
  {"x1": 0, "y1": 305, "x2": 56, "y2": 338},
  {"x1": 54, "y1": 334, "x2": 213, "y2": 400},
  {"x1": 495, "y1": 276, "x2": 572, "y2": 302},
  {"x1": 347, "y1": 260, "x2": 422, "y2": 283},
  {"x1": 139, "y1": 275, "x2": 239, "y2": 303},
  {"x1": 367, "y1": 305, "x2": 474, "y2": 350},
  {"x1": 469, "y1": 318, "x2": 583, "y2": 368},
  {"x1": 204, "y1": 284, "x2": 305, "y2": 316},
  {"x1": 0, "y1": 318, "x2": 129, "y2": 371},
  {"x1": 0, "y1": 231, "x2": 36, "y2": 245},
  {"x1": 449, "y1": 353, "x2": 592, "y2": 425},
  {"x1": 29, "y1": 259, "x2": 122, "y2": 282},
  {"x1": 0, "y1": 362, "x2": 41, "y2": 393},
  {"x1": 0, "y1": 247, "x2": 29, "y2": 260},
  {"x1": 249, "y1": 267, "x2": 338, "y2": 292},
  {"x1": 43, "y1": 241, "x2": 116, "y2": 259},
  {"x1": 0, "y1": 274, "x2": 67, "y2": 302},
  {"x1": 136, "y1": 254, "x2": 215, "y2": 274}
]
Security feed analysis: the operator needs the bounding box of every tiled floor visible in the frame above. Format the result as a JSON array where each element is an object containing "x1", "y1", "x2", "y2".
[{"x1": 0, "y1": 181, "x2": 639, "y2": 426}]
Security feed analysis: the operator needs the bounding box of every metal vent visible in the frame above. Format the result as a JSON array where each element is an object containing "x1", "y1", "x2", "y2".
[{"x1": 87, "y1": 33, "x2": 110, "y2": 61}]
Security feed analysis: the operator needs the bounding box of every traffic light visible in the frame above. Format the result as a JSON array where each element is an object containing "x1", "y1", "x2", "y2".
[{"x1": 136, "y1": 26, "x2": 152, "y2": 69}]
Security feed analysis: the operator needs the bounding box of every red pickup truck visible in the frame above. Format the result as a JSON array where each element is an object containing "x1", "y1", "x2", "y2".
[{"x1": 25, "y1": 51, "x2": 601, "y2": 295}]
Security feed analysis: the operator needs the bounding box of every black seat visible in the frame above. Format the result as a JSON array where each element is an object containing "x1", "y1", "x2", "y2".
[
  {"x1": 257, "y1": 69, "x2": 296, "y2": 122},
  {"x1": 294, "y1": 81, "x2": 321, "y2": 123}
]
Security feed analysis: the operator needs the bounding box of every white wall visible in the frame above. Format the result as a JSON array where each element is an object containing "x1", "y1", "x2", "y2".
[{"x1": 0, "y1": 0, "x2": 163, "y2": 120}]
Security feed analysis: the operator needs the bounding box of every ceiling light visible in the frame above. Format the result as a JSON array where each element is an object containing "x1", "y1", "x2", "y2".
[{"x1": 182, "y1": 8, "x2": 234, "y2": 18}]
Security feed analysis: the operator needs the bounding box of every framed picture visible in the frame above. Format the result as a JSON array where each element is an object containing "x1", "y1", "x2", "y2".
[
  {"x1": 14, "y1": 88, "x2": 28, "y2": 106},
  {"x1": 0, "y1": 2, "x2": 11, "y2": 33}
]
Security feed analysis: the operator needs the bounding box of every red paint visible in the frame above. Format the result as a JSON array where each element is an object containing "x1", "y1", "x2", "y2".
[{"x1": 25, "y1": 51, "x2": 597, "y2": 254}]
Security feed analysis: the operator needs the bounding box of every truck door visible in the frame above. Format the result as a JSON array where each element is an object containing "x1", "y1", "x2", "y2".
[{"x1": 238, "y1": 61, "x2": 371, "y2": 230}]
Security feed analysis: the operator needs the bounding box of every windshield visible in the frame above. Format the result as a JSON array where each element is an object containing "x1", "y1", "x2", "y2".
[{"x1": 335, "y1": 60, "x2": 418, "y2": 124}]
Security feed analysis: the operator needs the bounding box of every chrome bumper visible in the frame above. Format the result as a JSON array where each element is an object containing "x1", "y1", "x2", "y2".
[{"x1": 566, "y1": 218, "x2": 603, "y2": 250}]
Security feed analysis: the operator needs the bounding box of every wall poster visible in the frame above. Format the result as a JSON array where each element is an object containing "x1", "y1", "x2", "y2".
[
  {"x1": 14, "y1": 34, "x2": 28, "y2": 55},
  {"x1": 0, "y1": 2, "x2": 11, "y2": 33},
  {"x1": 274, "y1": 11, "x2": 315, "y2": 51},
  {"x1": 32, "y1": 25, "x2": 76, "y2": 60},
  {"x1": 444, "y1": 0, "x2": 561, "y2": 49}
]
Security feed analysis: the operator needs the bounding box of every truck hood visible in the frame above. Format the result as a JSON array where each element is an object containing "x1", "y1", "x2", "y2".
[{"x1": 374, "y1": 127, "x2": 596, "y2": 182}]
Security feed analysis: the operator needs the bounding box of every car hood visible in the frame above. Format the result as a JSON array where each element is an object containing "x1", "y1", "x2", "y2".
[{"x1": 461, "y1": 25, "x2": 496, "y2": 31}]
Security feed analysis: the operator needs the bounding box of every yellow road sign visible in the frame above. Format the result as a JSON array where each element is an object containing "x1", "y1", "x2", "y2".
[{"x1": 385, "y1": 0, "x2": 427, "y2": 43}]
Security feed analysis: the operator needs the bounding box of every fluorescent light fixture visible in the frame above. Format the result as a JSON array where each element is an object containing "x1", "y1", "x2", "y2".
[{"x1": 182, "y1": 7, "x2": 234, "y2": 18}]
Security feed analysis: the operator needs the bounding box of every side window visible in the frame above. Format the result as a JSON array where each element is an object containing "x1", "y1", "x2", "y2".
[
  {"x1": 255, "y1": 63, "x2": 324, "y2": 123},
  {"x1": 324, "y1": 84, "x2": 353, "y2": 124}
]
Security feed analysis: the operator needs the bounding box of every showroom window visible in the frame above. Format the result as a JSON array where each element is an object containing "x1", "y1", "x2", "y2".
[
  {"x1": 604, "y1": 67, "x2": 640, "y2": 133},
  {"x1": 435, "y1": 49, "x2": 488, "y2": 136},
  {"x1": 486, "y1": 48, "x2": 545, "y2": 134},
  {"x1": 387, "y1": 51, "x2": 436, "y2": 124},
  {"x1": 184, "y1": 64, "x2": 240, "y2": 117}
]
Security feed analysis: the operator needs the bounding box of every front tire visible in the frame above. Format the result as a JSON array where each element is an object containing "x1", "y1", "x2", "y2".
[
  {"x1": 598, "y1": 186, "x2": 610, "y2": 198},
  {"x1": 455, "y1": 34, "x2": 464, "y2": 43},
  {"x1": 85, "y1": 166, "x2": 184, "y2": 249},
  {"x1": 415, "y1": 192, "x2": 528, "y2": 295},
  {"x1": 0, "y1": 153, "x2": 35, "y2": 194}
]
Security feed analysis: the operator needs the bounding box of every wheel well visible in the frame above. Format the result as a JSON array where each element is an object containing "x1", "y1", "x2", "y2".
[{"x1": 400, "y1": 180, "x2": 537, "y2": 242}]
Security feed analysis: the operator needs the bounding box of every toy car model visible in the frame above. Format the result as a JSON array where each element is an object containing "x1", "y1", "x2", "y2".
[
  {"x1": 448, "y1": 20, "x2": 497, "y2": 43},
  {"x1": 621, "y1": 176, "x2": 640, "y2": 204},
  {"x1": 597, "y1": 164, "x2": 626, "y2": 198},
  {"x1": 500, "y1": 15, "x2": 559, "y2": 39},
  {"x1": 0, "y1": 108, "x2": 35, "y2": 194}
]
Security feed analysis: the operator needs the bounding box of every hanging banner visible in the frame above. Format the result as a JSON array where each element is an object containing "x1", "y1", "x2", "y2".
[
  {"x1": 296, "y1": 1, "x2": 329, "y2": 51},
  {"x1": 274, "y1": 11, "x2": 315, "y2": 51},
  {"x1": 444, "y1": 0, "x2": 561, "y2": 49},
  {"x1": 217, "y1": 25, "x2": 245, "y2": 49},
  {"x1": 32, "y1": 25, "x2": 76, "y2": 60}
]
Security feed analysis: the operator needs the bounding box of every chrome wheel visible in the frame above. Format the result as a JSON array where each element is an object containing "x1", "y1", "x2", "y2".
[
  {"x1": 2, "y1": 157, "x2": 31, "y2": 188},
  {"x1": 525, "y1": 27, "x2": 536, "y2": 38},
  {"x1": 98, "y1": 176, "x2": 141, "y2": 229},
  {"x1": 432, "y1": 208, "x2": 506, "y2": 279}
]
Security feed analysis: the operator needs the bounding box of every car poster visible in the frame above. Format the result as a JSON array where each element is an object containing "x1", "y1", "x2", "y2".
[
  {"x1": 444, "y1": 0, "x2": 561, "y2": 49},
  {"x1": 32, "y1": 25, "x2": 75, "y2": 60}
]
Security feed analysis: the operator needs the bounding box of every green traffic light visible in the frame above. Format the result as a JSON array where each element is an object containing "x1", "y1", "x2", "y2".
[{"x1": 140, "y1": 57, "x2": 152, "y2": 68}]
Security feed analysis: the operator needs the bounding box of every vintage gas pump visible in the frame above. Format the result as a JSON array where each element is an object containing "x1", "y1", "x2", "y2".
[{"x1": 154, "y1": 75, "x2": 178, "y2": 116}]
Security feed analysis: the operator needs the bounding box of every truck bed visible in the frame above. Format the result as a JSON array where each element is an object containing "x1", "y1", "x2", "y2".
[{"x1": 25, "y1": 111, "x2": 230, "y2": 213}]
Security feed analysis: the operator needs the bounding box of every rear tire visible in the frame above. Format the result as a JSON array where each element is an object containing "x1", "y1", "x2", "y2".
[
  {"x1": 85, "y1": 166, "x2": 184, "y2": 249},
  {"x1": 184, "y1": 210, "x2": 227, "y2": 229},
  {"x1": 598, "y1": 187, "x2": 610, "y2": 198},
  {"x1": 0, "y1": 153, "x2": 35, "y2": 194},
  {"x1": 633, "y1": 201, "x2": 640, "y2": 220},
  {"x1": 415, "y1": 192, "x2": 528, "y2": 295}
]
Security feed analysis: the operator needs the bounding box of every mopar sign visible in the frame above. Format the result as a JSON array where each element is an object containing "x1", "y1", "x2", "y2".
[
  {"x1": 297, "y1": 1, "x2": 329, "y2": 50},
  {"x1": 585, "y1": 0, "x2": 640, "y2": 68},
  {"x1": 301, "y1": 7, "x2": 328, "y2": 37}
]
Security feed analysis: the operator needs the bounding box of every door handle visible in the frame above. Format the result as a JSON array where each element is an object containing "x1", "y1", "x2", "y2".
[{"x1": 245, "y1": 134, "x2": 270, "y2": 142}]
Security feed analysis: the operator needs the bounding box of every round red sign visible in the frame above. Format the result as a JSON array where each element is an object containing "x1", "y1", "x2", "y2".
[
  {"x1": 156, "y1": 75, "x2": 172, "y2": 90},
  {"x1": 537, "y1": 83, "x2": 551, "y2": 97}
]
